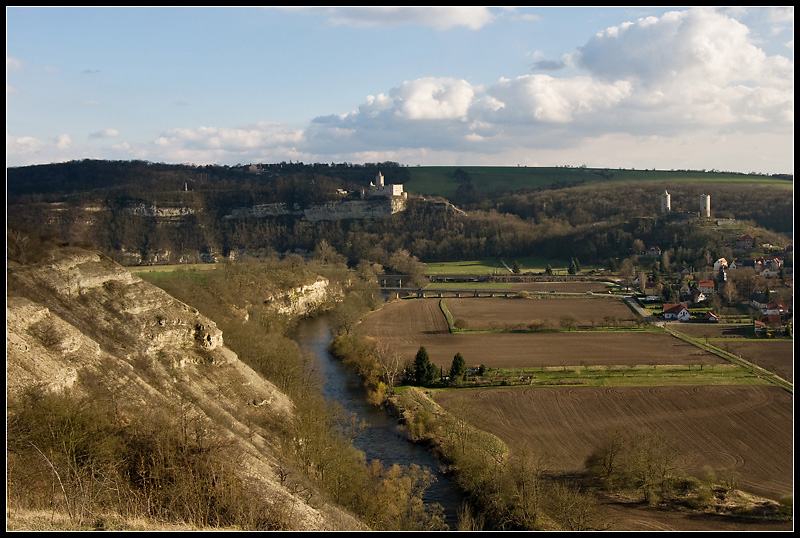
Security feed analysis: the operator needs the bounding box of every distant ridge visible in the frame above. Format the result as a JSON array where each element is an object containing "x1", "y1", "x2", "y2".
[{"x1": 405, "y1": 166, "x2": 792, "y2": 199}]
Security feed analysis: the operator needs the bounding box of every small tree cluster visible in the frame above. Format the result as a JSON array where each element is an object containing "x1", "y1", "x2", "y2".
[{"x1": 585, "y1": 429, "x2": 681, "y2": 504}]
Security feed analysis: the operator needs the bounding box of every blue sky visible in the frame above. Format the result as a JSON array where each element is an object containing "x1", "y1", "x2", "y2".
[{"x1": 6, "y1": 6, "x2": 794, "y2": 174}]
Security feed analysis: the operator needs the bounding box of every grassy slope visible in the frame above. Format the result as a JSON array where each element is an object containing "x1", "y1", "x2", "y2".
[{"x1": 405, "y1": 166, "x2": 792, "y2": 198}]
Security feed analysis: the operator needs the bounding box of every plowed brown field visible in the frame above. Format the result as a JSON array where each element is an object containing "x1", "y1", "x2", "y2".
[
  {"x1": 445, "y1": 296, "x2": 636, "y2": 329},
  {"x1": 670, "y1": 325, "x2": 793, "y2": 383},
  {"x1": 358, "y1": 298, "x2": 725, "y2": 368},
  {"x1": 433, "y1": 385, "x2": 794, "y2": 502},
  {"x1": 357, "y1": 297, "x2": 793, "y2": 530},
  {"x1": 714, "y1": 340, "x2": 793, "y2": 383}
]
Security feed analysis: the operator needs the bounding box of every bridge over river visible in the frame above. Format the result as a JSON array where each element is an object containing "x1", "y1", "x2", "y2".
[{"x1": 382, "y1": 287, "x2": 524, "y2": 298}]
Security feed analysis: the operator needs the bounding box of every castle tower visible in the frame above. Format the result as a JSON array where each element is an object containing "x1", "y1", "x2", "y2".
[
  {"x1": 375, "y1": 171, "x2": 385, "y2": 187},
  {"x1": 661, "y1": 190, "x2": 671, "y2": 215},
  {"x1": 700, "y1": 194, "x2": 711, "y2": 218}
]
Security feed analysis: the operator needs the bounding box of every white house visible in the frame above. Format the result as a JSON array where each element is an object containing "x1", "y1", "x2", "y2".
[
  {"x1": 713, "y1": 258, "x2": 728, "y2": 271},
  {"x1": 663, "y1": 302, "x2": 691, "y2": 321}
]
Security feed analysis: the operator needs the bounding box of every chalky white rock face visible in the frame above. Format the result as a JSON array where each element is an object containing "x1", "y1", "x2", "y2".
[{"x1": 6, "y1": 248, "x2": 364, "y2": 531}]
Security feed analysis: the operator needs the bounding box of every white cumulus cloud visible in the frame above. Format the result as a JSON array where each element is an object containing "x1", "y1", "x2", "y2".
[{"x1": 577, "y1": 7, "x2": 791, "y2": 87}]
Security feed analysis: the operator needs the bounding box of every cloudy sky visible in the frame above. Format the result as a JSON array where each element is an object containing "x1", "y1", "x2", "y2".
[{"x1": 6, "y1": 6, "x2": 794, "y2": 174}]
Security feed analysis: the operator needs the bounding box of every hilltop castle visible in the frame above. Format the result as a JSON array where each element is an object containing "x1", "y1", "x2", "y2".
[{"x1": 366, "y1": 171, "x2": 406, "y2": 198}]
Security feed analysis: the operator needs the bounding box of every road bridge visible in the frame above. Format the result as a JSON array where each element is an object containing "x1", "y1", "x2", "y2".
[{"x1": 382, "y1": 287, "x2": 524, "y2": 298}]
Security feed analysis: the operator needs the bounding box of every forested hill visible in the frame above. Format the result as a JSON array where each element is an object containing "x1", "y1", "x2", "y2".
[
  {"x1": 6, "y1": 159, "x2": 793, "y2": 268},
  {"x1": 6, "y1": 159, "x2": 409, "y2": 201},
  {"x1": 7, "y1": 159, "x2": 790, "y2": 201}
]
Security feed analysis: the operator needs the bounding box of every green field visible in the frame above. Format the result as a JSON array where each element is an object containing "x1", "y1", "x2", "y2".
[
  {"x1": 465, "y1": 363, "x2": 771, "y2": 389},
  {"x1": 406, "y1": 166, "x2": 792, "y2": 198},
  {"x1": 424, "y1": 257, "x2": 598, "y2": 275}
]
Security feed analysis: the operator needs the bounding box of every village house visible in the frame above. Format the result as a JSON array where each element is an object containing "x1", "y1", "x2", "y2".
[
  {"x1": 763, "y1": 300, "x2": 788, "y2": 316},
  {"x1": 713, "y1": 258, "x2": 728, "y2": 271},
  {"x1": 757, "y1": 314, "x2": 787, "y2": 336},
  {"x1": 697, "y1": 280, "x2": 716, "y2": 294},
  {"x1": 749, "y1": 292, "x2": 770, "y2": 311},
  {"x1": 677, "y1": 266, "x2": 693, "y2": 280},
  {"x1": 730, "y1": 258, "x2": 762, "y2": 272},
  {"x1": 736, "y1": 234, "x2": 755, "y2": 251},
  {"x1": 690, "y1": 289, "x2": 707, "y2": 304},
  {"x1": 662, "y1": 302, "x2": 691, "y2": 321},
  {"x1": 704, "y1": 311, "x2": 719, "y2": 323},
  {"x1": 646, "y1": 246, "x2": 662, "y2": 258}
]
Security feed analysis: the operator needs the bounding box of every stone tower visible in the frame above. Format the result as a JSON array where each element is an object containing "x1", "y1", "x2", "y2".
[
  {"x1": 700, "y1": 194, "x2": 711, "y2": 217},
  {"x1": 661, "y1": 190, "x2": 671, "y2": 215}
]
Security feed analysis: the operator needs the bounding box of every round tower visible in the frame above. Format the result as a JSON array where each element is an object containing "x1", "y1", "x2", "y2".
[{"x1": 661, "y1": 190, "x2": 671, "y2": 215}]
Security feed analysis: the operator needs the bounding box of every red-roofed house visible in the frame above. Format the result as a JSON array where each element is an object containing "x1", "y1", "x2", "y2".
[
  {"x1": 663, "y1": 302, "x2": 691, "y2": 321},
  {"x1": 764, "y1": 301, "x2": 788, "y2": 316},
  {"x1": 736, "y1": 234, "x2": 755, "y2": 251},
  {"x1": 698, "y1": 280, "x2": 716, "y2": 294}
]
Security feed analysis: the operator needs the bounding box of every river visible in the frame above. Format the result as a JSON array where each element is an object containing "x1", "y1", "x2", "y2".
[{"x1": 290, "y1": 314, "x2": 464, "y2": 529}]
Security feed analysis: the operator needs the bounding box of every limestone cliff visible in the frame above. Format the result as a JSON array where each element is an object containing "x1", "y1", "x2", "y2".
[
  {"x1": 264, "y1": 277, "x2": 341, "y2": 317},
  {"x1": 223, "y1": 197, "x2": 406, "y2": 222},
  {"x1": 6, "y1": 248, "x2": 363, "y2": 531}
]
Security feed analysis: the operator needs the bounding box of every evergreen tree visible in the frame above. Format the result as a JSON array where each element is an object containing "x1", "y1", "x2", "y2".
[
  {"x1": 569, "y1": 259, "x2": 578, "y2": 275},
  {"x1": 414, "y1": 346, "x2": 436, "y2": 386},
  {"x1": 449, "y1": 352, "x2": 467, "y2": 386}
]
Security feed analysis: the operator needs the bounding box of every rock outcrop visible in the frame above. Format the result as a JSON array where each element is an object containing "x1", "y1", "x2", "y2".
[
  {"x1": 6, "y1": 247, "x2": 363, "y2": 531},
  {"x1": 223, "y1": 197, "x2": 406, "y2": 222}
]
